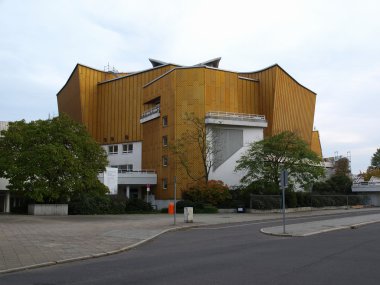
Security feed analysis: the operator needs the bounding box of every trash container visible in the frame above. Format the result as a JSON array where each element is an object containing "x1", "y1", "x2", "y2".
[
  {"x1": 168, "y1": 202, "x2": 174, "y2": 215},
  {"x1": 184, "y1": 207, "x2": 193, "y2": 223},
  {"x1": 236, "y1": 206, "x2": 245, "y2": 213}
]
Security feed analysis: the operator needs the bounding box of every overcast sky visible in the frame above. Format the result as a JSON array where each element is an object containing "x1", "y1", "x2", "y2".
[{"x1": 0, "y1": 0, "x2": 379, "y2": 174}]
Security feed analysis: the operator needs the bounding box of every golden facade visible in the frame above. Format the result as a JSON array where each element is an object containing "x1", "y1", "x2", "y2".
[{"x1": 57, "y1": 58, "x2": 321, "y2": 200}]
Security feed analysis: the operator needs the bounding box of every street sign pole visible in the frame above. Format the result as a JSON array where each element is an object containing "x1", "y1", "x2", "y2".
[
  {"x1": 174, "y1": 176, "x2": 177, "y2": 226},
  {"x1": 280, "y1": 170, "x2": 288, "y2": 234},
  {"x1": 146, "y1": 184, "x2": 150, "y2": 203}
]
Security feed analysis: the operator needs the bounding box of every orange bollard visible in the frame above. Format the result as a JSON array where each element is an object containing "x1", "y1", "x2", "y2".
[{"x1": 168, "y1": 202, "x2": 174, "y2": 215}]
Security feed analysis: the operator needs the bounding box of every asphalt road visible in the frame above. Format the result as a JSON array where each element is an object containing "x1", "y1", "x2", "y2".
[{"x1": 2, "y1": 212, "x2": 380, "y2": 285}]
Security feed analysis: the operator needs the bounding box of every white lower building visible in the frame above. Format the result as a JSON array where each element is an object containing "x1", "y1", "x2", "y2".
[
  {"x1": 99, "y1": 141, "x2": 157, "y2": 202},
  {"x1": 206, "y1": 112, "x2": 267, "y2": 187}
]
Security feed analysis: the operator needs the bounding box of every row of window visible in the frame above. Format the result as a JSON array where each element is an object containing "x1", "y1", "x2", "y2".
[
  {"x1": 111, "y1": 164, "x2": 134, "y2": 172},
  {"x1": 108, "y1": 143, "x2": 134, "y2": 154},
  {"x1": 162, "y1": 178, "x2": 167, "y2": 190}
]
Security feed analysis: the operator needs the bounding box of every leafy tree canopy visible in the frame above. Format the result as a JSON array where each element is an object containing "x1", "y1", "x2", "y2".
[
  {"x1": 371, "y1": 148, "x2": 380, "y2": 169},
  {"x1": 235, "y1": 131, "x2": 324, "y2": 192},
  {"x1": 0, "y1": 114, "x2": 108, "y2": 203},
  {"x1": 363, "y1": 168, "x2": 380, "y2": 181},
  {"x1": 334, "y1": 157, "x2": 350, "y2": 176}
]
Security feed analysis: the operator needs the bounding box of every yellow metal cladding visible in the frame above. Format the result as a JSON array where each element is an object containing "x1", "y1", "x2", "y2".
[
  {"x1": 58, "y1": 64, "x2": 177, "y2": 144},
  {"x1": 77, "y1": 65, "x2": 118, "y2": 138},
  {"x1": 239, "y1": 66, "x2": 277, "y2": 138},
  {"x1": 239, "y1": 65, "x2": 316, "y2": 145},
  {"x1": 96, "y1": 65, "x2": 176, "y2": 144},
  {"x1": 272, "y1": 67, "x2": 316, "y2": 145},
  {"x1": 57, "y1": 67, "x2": 82, "y2": 122},
  {"x1": 204, "y1": 69, "x2": 260, "y2": 114},
  {"x1": 142, "y1": 67, "x2": 261, "y2": 197},
  {"x1": 58, "y1": 60, "x2": 319, "y2": 201},
  {"x1": 142, "y1": 71, "x2": 176, "y2": 199},
  {"x1": 311, "y1": 130, "x2": 323, "y2": 157},
  {"x1": 57, "y1": 64, "x2": 123, "y2": 137}
]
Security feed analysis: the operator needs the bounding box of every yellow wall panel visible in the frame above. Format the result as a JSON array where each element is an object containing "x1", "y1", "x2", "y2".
[
  {"x1": 272, "y1": 67, "x2": 316, "y2": 145},
  {"x1": 96, "y1": 65, "x2": 175, "y2": 144},
  {"x1": 57, "y1": 67, "x2": 82, "y2": 122},
  {"x1": 311, "y1": 130, "x2": 323, "y2": 157}
]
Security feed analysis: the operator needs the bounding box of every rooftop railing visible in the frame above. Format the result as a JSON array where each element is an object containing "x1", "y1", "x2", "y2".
[{"x1": 205, "y1": 111, "x2": 266, "y2": 122}]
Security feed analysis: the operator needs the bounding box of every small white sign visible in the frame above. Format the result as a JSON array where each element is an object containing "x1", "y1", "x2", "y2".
[{"x1": 104, "y1": 167, "x2": 118, "y2": 195}]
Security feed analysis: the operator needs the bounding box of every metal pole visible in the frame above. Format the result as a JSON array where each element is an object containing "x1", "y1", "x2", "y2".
[
  {"x1": 310, "y1": 188, "x2": 312, "y2": 211},
  {"x1": 280, "y1": 170, "x2": 287, "y2": 234},
  {"x1": 282, "y1": 184, "x2": 286, "y2": 234},
  {"x1": 174, "y1": 176, "x2": 177, "y2": 226}
]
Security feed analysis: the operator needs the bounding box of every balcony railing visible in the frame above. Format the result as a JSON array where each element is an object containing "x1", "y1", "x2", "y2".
[
  {"x1": 117, "y1": 169, "x2": 156, "y2": 174},
  {"x1": 140, "y1": 104, "x2": 160, "y2": 123},
  {"x1": 205, "y1": 111, "x2": 266, "y2": 122}
]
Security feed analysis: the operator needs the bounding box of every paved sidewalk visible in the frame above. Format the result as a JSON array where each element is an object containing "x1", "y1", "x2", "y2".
[
  {"x1": 0, "y1": 208, "x2": 379, "y2": 274},
  {"x1": 261, "y1": 212, "x2": 380, "y2": 237}
]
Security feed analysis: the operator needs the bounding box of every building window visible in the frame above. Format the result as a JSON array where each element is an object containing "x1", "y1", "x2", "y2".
[
  {"x1": 162, "y1": 155, "x2": 168, "y2": 166},
  {"x1": 119, "y1": 164, "x2": 133, "y2": 172},
  {"x1": 108, "y1": 145, "x2": 118, "y2": 154},
  {"x1": 162, "y1": 116, "x2": 168, "y2": 127},
  {"x1": 162, "y1": 135, "x2": 168, "y2": 147},
  {"x1": 162, "y1": 178, "x2": 168, "y2": 190},
  {"x1": 123, "y1": 143, "x2": 133, "y2": 153}
]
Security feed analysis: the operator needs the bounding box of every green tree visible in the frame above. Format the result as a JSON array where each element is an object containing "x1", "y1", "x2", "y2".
[
  {"x1": 0, "y1": 114, "x2": 108, "y2": 203},
  {"x1": 235, "y1": 131, "x2": 324, "y2": 191},
  {"x1": 171, "y1": 113, "x2": 220, "y2": 184},
  {"x1": 371, "y1": 148, "x2": 380, "y2": 169},
  {"x1": 334, "y1": 157, "x2": 350, "y2": 176},
  {"x1": 328, "y1": 174, "x2": 352, "y2": 194}
]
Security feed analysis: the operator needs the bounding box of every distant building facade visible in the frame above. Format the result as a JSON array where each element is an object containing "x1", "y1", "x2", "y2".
[
  {"x1": 57, "y1": 58, "x2": 321, "y2": 207},
  {"x1": 0, "y1": 121, "x2": 10, "y2": 213}
]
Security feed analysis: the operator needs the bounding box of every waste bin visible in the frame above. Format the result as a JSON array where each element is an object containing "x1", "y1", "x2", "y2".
[
  {"x1": 236, "y1": 206, "x2": 245, "y2": 213},
  {"x1": 168, "y1": 202, "x2": 174, "y2": 215},
  {"x1": 184, "y1": 207, "x2": 193, "y2": 223}
]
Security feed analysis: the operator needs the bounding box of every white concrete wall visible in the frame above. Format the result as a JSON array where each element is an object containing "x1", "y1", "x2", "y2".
[
  {"x1": 28, "y1": 204, "x2": 68, "y2": 215},
  {"x1": 103, "y1": 141, "x2": 142, "y2": 170},
  {"x1": 0, "y1": 123, "x2": 9, "y2": 192},
  {"x1": 0, "y1": 177, "x2": 8, "y2": 191},
  {"x1": 209, "y1": 126, "x2": 264, "y2": 187}
]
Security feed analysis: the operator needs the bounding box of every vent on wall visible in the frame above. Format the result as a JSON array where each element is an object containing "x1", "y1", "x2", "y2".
[
  {"x1": 103, "y1": 138, "x2": 107, "y2": 143},
  {"x1": 111, "y1": 137, "x2": 114, "y2": 142},
  {"x1": 125, "y1": 135, "x2": 129, "y2": 141}
]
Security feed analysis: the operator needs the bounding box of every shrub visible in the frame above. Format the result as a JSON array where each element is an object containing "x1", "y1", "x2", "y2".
[
  {"x1": 125, "y1": 198, "x2": 153, "y2": 213},
  {"x1": 69, "y1": 192, "x2": 111, "y2": 215},
  {"x1": 182, "y1": 180, "x2": 231, "y2": 207},
  {"x1": 285, "y1": 190, "x2": 297, "y2": 208},
  {"x1": 109, "y1": 196, "x2": 127, "y2": 214},
  {"x1": 250, "y1": 196, "x2": 281, "y2": 210},
  {"x1": 196, "y1": 204, "x2": 218, "y2": 213},
  {"x1": 296, "y1": 192, "x2": 311, "y2": 207}
]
